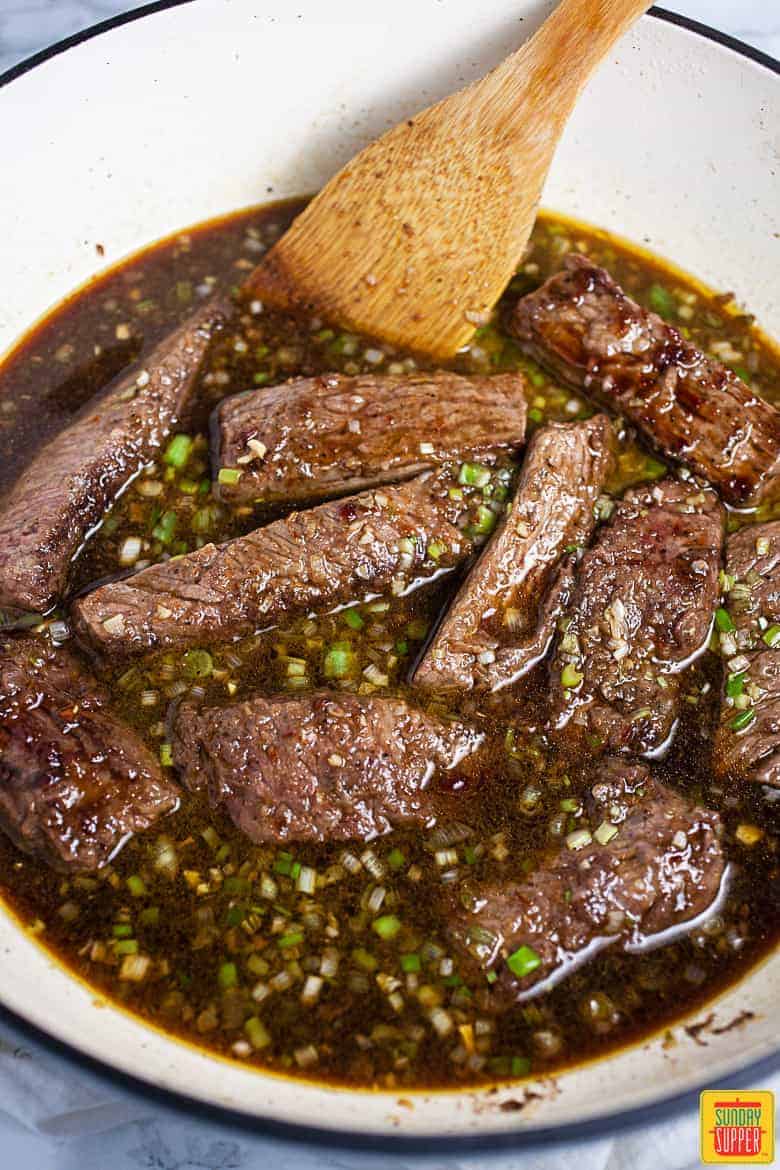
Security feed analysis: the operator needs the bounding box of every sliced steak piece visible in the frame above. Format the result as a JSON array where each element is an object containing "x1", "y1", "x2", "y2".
[
  {"x1": 72, "y1": 473, "x2": 478, "y2": 658},
  {"x1": 720, "y1": 520, "x2": 780, "y2": 644},
  {"x1": 715, "y1": 650, "x2": 780, "y2": 789},
  {"x1": 551, "y1": 479, "x2": 723, "y2": 756},
  {"x1": 0, "y1": 637, "x2": 178, "y2": 871},
  {"x1": 212, "y1": 371, "x2": 527, "y2": 505},
  {"x1": 443, "y1": 759, "x2": 725, "y2": 1001},
  {"x1": 170, "y1": 691, "x2": 483, "y2": 843},
  {"x1": 0, "y1": 299, "x2": 228, "y2": 616},
  {"x1": 510, "y1": 253, "x2": 780, "y2": 507},
  {"x1": 714, "y1": 522, "x2": 780, "y2": 788},
  {"x1": 412, "y1": 415, "x2": 615, "y2": 694}
]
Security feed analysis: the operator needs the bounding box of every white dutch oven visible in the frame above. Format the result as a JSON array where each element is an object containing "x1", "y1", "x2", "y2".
[{"x1": 0, "y1": 0, "x2": 777, "y2": 1145}]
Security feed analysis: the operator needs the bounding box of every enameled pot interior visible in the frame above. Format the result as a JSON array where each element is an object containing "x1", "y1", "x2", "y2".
[{"x1": 0, "y1": 0, "x2": 777, "y2": 1141}]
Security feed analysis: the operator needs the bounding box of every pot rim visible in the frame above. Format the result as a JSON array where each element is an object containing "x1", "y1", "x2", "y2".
[{"x1": 0, "y1": 0, "x2": 777, "y2": 1152}]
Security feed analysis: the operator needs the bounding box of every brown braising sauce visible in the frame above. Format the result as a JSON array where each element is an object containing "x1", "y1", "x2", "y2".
[{"x1": 0, "y1": 201, "x2": 777, "y2": 1088}]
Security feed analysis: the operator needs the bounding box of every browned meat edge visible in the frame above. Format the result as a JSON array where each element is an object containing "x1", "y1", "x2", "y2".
[
  {"x1": 212, "y1": 371, "x2": 527, "y2": 504},
  {"x1": 171, "y1": 690, "x2": 484, "y2": 843},
  {"x1": 71, "y1": 473, "x2": 478, "y2": 658},
  {"x1": 443, "y1": 758, "x2": 724, "y2": 1000},
  {"x1": 412, "y1": 415, "x2": 615, "y2": 694},
  {"x1": 0, "y1": 298, "x2": 228, "y2": 615},
  {"x1": 0, "y1": 636, "x2": 178, "y2": 871},
  {"x1": 510, "y1": 253, "x2": 780, "y2": 507},
  {"x1": 550, "y1": 478, "x2": 723, "y2": 756}
]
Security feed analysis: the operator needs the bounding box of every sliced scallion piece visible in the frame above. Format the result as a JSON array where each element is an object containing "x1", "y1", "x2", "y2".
[
  {"x1": 715, "y1": 607, "x2": 735, "y2": 633},
  {"x1": 731, "y1": 708, "x2": 756, "y2": 731},
  {"x1": 163, "y1": 434, "x2": 193, "y2": 469},
  {"x1": 762, "y1": 624, "x2": 780, "y2": 647},
  {"x1": 506, "y1": 944, "x2": 542, "y2": 978},
  {"x1": 372, "y1": 915, "x2": 402, "y2": 940}
]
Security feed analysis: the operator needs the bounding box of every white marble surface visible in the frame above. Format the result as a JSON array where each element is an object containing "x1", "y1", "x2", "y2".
[
  {"x1": 0, "y1": 0, "x2": 778, "y2": 1167},
  {"x1": 0, "y1": 0, "x2": 779, "y2": 74}
]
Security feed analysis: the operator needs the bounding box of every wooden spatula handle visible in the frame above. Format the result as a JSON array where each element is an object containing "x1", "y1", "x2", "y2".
[
  {"x1": 247, "y1": 0, "x2": 651, "y2": 358},
  {"x1": 461, "y1": 0, "x2": 651, "y2": 139}
]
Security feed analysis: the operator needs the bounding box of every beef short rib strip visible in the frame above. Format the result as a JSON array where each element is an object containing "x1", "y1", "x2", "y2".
[
  {"x1": 0, "y1": 298, "x2": 227, "y2": 615},
  {"x1": 551, "y1": 479, "x2": 723, "y2": 756},
  {"x1": 510, "y1": 253, "x2": 780, "y2": 507},
  {"x1": 212, "y1": 371, "x2": 527, "y2": 505},
  {"x1": 72, "y1": 473, "x2": 478, "y2": 657},
  {"x1": 0, "y1": 637, "x2": 178, "y2": 871},
  {"x1": 443, "y1": 759, "x2": 724, "y2": 1000},
  {"x1": 715, "y1": 521, "x2": 780, "y2": 788},
  {"x1": 413, "y1": 415, "x2": 615, "y2": 694},
  {"x1": 171, "y1": 691, "x2": 483, "y2": 843}
]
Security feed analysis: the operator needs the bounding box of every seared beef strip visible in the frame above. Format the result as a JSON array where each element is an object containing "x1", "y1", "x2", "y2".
[
  {"x1": 413, "y1": 416, "x2": 615, "y2": 694},
  {"x1": 715, "y1": 521, "x2": 780, "y2": 788},
  {"x1": 72, "y1": 473, "x2": 478, "y2": 657},
  {"x1": 510, "y1": 253, "x2": 780, "y2": 507},
  {"x1": 171, "y1": 691, "x2": 483, "y2": 843},
  {"x1": 0, "y1": 299, "x2": 227, "y2": 615},
  {"x1": 212, "y1": 371, "x2": 527, "y2": 504},
  {"x1": 443, "y1": 758, "x2": 724, "y2": 1000},
  {"x1": 0, "y1": 637, "x2": 178, "y2": 871},
  {"x1": 551, "y1": 479, "x2": 723, "y2": 756}
]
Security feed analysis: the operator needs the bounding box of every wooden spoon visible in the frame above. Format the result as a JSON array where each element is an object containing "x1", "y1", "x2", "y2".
[{"x1": 245, "y1": 0, "x2": 650, "y2": 360}]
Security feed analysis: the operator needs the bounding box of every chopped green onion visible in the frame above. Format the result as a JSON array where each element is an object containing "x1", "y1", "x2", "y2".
[
  {"x1": 112, "y1": 923, "x2": 133, "y2": 938},
  {"x1": 458, "y1": 462, "x2": 491, "y2": 488},
  {"x1": 226, "y1": 905, "x2": 245, "y2": 927},
  {"x1": 486, "y1": 969, "x2": 498, "y2": 985},
  {"x1": 463, "y1": 845, "x2": 478, "y2": 865},
  {"x1": 648, "y1": 283, "x2": 676, "y2": 317},
  {"x1": 218, "y1": 961, "x2": 238, "y2": 989},
  {"x1": 218, "y1": 467, "x2": 242, "y2": 486},
  {"x1": 731, "y1": 708, "x2": 756, "y2": 731},
  {"x1": 427, "y1": 541, "x2": 447, "y2": 560},
  {"x1": 152, "y1": 510, "x2": 177, "y2": 544},
  {"x1": 159, "y1": 742, "x2": 173, "y2": 767},
  {"x1": 395, "y1": 640, "x2": 409, "y2": 656},
  {"x1": 511, "y1": 1055, "x2": 532, "y2": 1077},
  {"x1": 323, "y1": 643, "x2": 357, "y2": 679},
  {"x1": 223, "y1": 876, "x2": 250, "y2": 895},
  {"x1": 528, "y1": 408, "x2": 543, "y2": 424},
  {"x1": 506, "y1": 944, "x2": 542, "y2": 979},
  {"x1": 401, "y1": 953, "x2": 421, "y2": 973},
  {"x1": 561, "y1": 665, "x2": 583, "y2": 689},
  {"x1": 763, "y1": 625, "x2": 780, "y2": 647},
  {"x1": 342, "y1": 608, "x2": 364, "y2": 631},
  {"x1": 115, "y1": 938, "x2": 139, "y2": 955},
  {"x1": 163, "y1": 434, "x2": 193, "y2": 469},
  {"x1": 126, "y1": 875, "x2": 146, "y2": 897},
  {"x1": 245, "y1": 1017, "x2": 271, "y2": 1050},
  {"x1": 274, "y1": 852, "x2": 293, "y2": 876},
  {"x1": 372, "y1": 915, "x2": 402, "y2": 940},
  {"x1": 387, "y1": 848, "x2": 405, "y2": 870},
  {"x1": 715, "y1": 607, "x2": 735, "y2": 633},
  {"x1": 726, "y1": 671, "x2": 746, "y2": 698},
  {"x1": 472, "y1": 505, "x2": 498, "y2": 536},
  {"x1": 183, "y1": 648, "x2": 214, "y2": 678},
  {"x1": 253, "y1": 371, "x2": 271, "y2": 386},
  {"x1": 643, "y1": 456, "x2": 667, "y2": 479},
  {"x1": 594, "y1": 821, "x2": 619, "y2": 845},
  {"x1": 278, "y1": 931, "x2": 304, "y2": 949}
]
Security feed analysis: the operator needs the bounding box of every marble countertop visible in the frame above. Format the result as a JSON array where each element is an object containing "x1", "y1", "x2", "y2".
[{"x1": 0, "y1": 0, "x2": 779, "y2": 74}]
